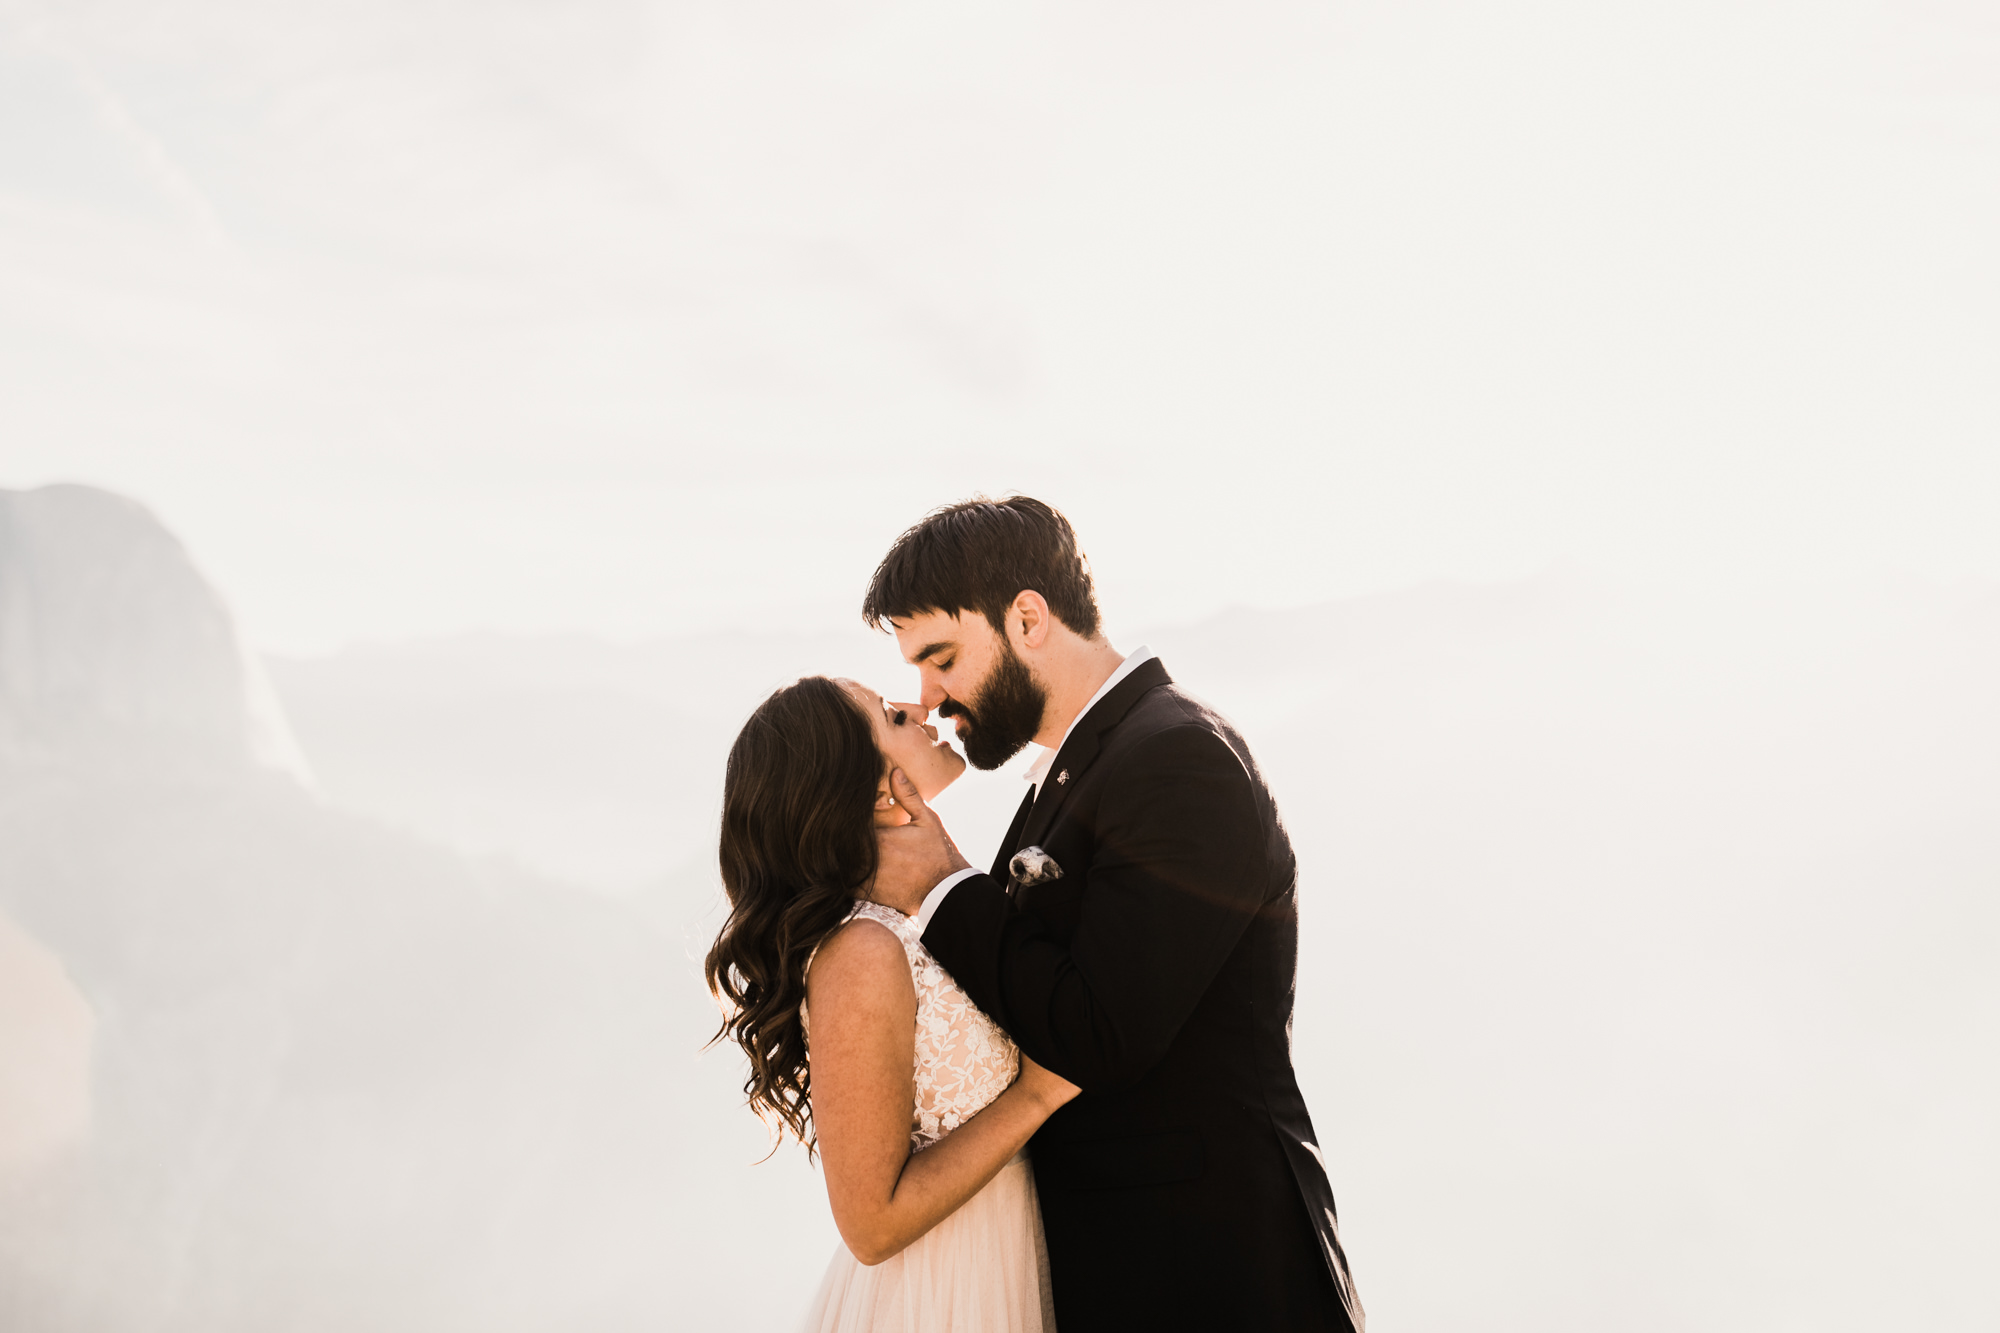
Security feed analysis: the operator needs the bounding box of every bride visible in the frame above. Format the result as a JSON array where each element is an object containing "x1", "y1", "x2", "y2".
[{"x1": 706, "y1": 675, "x2": 1076, "y2": 1332}]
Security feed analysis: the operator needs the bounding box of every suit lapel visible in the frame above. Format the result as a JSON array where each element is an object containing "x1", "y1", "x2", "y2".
[
  {"x1": 1016, "y1": 657, "x2": 1172, "y2": 851},
  {"x1": 989, "y1": 786, "x2": 1036, "y2": 881}
]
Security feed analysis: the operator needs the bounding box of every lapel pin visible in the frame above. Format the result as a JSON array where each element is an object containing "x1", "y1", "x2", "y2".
[{"x1": 1057, "y1": 769, "x2": 1069, "y2": 785}]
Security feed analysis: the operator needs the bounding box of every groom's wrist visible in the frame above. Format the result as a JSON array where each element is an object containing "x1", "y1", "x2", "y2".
[{"x1": 912, "y1": 867, "x2": 982, "y2": 933}]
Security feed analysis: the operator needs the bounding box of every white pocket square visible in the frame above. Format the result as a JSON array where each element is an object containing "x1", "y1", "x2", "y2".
[{"x1": 1008, "y1": 845, "x2": 1064, "y2": 889}]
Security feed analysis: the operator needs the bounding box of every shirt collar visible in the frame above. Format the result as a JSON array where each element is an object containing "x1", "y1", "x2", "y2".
[{"x1": 1024, "y1": 644, "x2": 1155, "y2": 796}]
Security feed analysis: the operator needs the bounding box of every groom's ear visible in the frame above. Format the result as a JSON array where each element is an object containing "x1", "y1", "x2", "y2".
[{"x1": 1008, "y1": 591, "x2": 1053, "y2": 652}]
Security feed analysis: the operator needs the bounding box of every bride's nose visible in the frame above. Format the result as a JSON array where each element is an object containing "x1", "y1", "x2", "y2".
[{"x1": 890, "y1": 701, "x2": 928, "y2": 726}]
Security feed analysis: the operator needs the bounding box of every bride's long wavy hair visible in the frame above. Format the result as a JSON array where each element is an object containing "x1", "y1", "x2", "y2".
[{"x1": 705, "y1": 675, "x2": 881, "y2": 1154}]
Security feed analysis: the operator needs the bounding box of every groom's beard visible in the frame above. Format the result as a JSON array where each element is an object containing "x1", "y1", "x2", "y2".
[{"x1": 940, "y1": 644, "x2": 1047, "y2": 771}]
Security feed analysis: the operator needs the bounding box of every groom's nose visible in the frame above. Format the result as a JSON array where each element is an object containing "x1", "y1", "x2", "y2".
[{"x1": 918, "y1": 678, "x2": 949, "y2": 711}]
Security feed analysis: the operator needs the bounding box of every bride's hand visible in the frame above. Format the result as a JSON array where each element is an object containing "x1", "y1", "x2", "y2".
[{"x1": 1016, "y1": 1055, "x2": 1081, "y2": 1113}]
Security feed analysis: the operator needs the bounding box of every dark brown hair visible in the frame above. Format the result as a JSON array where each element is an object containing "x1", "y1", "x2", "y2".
[
  {"x1": 705, "y1": 676, "x2": 881, "y2": 1154},
  {"x1": 861, "y1": 495, "x2": 1101, "y2": 639}
]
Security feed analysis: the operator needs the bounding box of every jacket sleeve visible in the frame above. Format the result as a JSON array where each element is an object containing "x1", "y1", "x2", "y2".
[{"x1": 920, "y1": 723, "x2": 1268, "y2": 1089}]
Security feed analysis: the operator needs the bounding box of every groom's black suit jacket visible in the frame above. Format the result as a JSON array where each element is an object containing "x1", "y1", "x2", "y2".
[{"x1": 922, "y1": 658, "x2": 1364, "y2": 1332}]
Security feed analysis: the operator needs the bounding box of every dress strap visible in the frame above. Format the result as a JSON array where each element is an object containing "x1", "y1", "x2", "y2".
[
  {"x1": 843, "y1": 901, "x2": 927, "y2": 973},
  {"x1": 845, "y1": 899, "x2": 920, "y2": 944},
  {"x1": 804, "y1": 900, "x2": 918, "y2": 981},
  {"x1": 802, "y1": 901, "x2": 926, "y2": 1042}
]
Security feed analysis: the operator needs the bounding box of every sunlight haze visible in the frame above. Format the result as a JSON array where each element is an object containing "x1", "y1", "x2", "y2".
[
  {"x1": 3, "y1": 0, "x2": 1994, "y2": 651},
  {"x1": 2, "y1": 3, "x2": 1997, "y2": 1330}
]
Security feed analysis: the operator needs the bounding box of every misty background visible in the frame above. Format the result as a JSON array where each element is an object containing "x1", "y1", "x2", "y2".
[{"x1": 2, "y1": 1, "x2": 1997, "y2": 1330}]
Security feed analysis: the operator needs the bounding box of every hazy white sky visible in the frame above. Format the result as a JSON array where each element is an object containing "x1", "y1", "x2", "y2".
[{"x1": 2, "y1": 0, "x2": 1995, "y2": 652}]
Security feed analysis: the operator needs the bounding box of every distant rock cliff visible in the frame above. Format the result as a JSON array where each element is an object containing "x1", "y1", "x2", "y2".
[
  {"x1": 0, "y1": 484, "x2": 305, "y2": 777},
  {"x1": 11, "y1": 483, "x2": 1994, "y2": 1331},
  {"x1": 0, "y1": 489, "x2": 778, "y2": 1332}
]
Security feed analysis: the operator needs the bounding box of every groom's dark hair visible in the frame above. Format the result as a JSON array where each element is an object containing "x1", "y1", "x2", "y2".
[{"x1": 862, "y1": 495, "x2": 1101, "y2": 639}]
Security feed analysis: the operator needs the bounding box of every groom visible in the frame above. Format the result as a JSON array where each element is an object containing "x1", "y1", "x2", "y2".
[{"x1": 861, "y1": 497, "x2": 1364, "y2": 1332}]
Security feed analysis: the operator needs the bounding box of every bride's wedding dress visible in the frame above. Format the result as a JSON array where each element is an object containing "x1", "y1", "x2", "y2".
[{"x1": 799, "y1": 901, "x2": 1057, "y2": 1333}]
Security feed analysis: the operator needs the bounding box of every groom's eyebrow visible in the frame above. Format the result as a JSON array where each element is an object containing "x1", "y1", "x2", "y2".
[{"x1": 910, "y1": 640, "x2": 954, "y2": 665}]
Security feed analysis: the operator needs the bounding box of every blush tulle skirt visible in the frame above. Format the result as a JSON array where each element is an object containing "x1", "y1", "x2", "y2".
[{"x1": 799, "y1": 1152, "x2": 1056, "y2": 1333}]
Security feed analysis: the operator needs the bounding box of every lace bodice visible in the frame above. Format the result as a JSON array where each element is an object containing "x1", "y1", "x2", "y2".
[{"x1": 805, "y1": 900, "x2": 1020, "y2": 1152}]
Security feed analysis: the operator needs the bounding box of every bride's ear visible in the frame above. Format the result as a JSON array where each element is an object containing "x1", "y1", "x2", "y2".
[{"x1": 871, "y1": 786, "x2": 909, "y2": 827}]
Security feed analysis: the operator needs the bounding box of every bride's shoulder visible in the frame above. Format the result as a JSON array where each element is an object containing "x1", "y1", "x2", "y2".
[{"x1": 804, "y1": 907, "x2": 917, "y2": 1013}]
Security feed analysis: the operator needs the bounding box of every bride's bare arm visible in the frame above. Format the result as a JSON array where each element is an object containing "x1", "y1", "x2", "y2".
[{"x1": 806, "y1": 917, "x2": 1078, "y2": 1267}]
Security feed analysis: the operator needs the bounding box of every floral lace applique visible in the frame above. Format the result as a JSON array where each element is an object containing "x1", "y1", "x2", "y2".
[{"x1": 804, "y1": 900, "x2": 1020, "y2": 1152}]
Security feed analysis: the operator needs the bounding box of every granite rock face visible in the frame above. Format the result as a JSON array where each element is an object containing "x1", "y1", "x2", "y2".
[
  {"x1": 0, "y1": 484, "x2": 303, "y2": 777},
  {"x1": 0, "y1": 488, "x2": 784, "y2": 1332}
]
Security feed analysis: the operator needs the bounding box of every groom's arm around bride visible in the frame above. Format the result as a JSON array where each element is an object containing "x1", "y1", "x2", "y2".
[{"x1": 862, "y1": 497, "x2": 1365, "y2": 1333}]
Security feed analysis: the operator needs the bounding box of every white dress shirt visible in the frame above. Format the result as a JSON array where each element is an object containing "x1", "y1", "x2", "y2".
[{"x1": 912, "y1": 645, "x2": 1155, "y2": 933}]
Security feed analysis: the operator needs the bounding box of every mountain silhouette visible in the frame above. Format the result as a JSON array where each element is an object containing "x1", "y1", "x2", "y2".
[
  {"x1": 4, "y1": 483, "x2": 1997, "y2": 1330},
  {"x1": 0, "y1": 485, "x2": 304, "y2": 777},
  {"x1": 0, "y1": 487, "x2": 825, "y2": 1331}
]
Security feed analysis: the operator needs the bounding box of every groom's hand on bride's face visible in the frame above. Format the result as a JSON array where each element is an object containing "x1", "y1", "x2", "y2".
[{"x1": 867, "y1": 768, "x2": 971, "y2": 917}]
